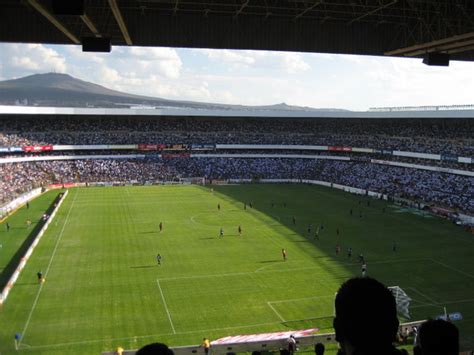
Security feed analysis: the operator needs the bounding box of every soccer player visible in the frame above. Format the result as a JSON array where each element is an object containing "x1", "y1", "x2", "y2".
[
  {"x1": 347, "y1": 247, "x2": 353, "y2": 259},
  {"x1": 336, "y1": 228, "x2": 340, "y2": 236},
  {"x1": 358, "y1": 253, "x2": 365, "y2": 263},
  {"x1": 201, "y1": 338, "x2": 211, "y2": 355},
  {"x1": 335, "y1": 244, "x2": 341, "y2": 256},
  {"x1": 307, "y1": 224, "x2": 312, "y2": 235},
  {"x1": 217, "y1": 203, "x2": 221, "y2": 211},
  {"x1": 350, "y1": 209, "x2": 353, "y2": 216},
  {"x1": 26, "y1": 201, "x2": 30, "y2": 209},
  {"x1": 37, "y1": 271, "x2": 43, "y2": 284},
  {"x1": 249, "y1": 202, "x2": 253, "y2": 208},
  {"x1": 361, "y1": 262, "x2": 367, "y2": 277},
  {"x1": 238, "y1": 225, "x2": 242, "y2": 236},
  {"x1": 392, "y1": 241, "x2": 397, "y2": 252},
  {"x1": 244, "y1": 203, "x2": 247, "y2": 210},
  {"x1": 156, "y1": 254, "x2": 162, "y2": 266},
  {"x1": 219, "y1": 227, "x2": 224, "y2": 237},
  {"x1": 282, "y1": 248, "x2": 287, "y2": 261},
  {"x1": 292, "y1": 216, "x2": 296, "y2": 225},
  {"x1": 6, "y1": 222, "x2": 10, "y2": 232},
  {"x1": 159, "y1": 222, "x2": 163, "y2": 233}
]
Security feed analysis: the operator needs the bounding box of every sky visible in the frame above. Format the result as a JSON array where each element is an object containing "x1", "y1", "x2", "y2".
[{"x1": 0, "y1": 42, "x2": 474, "y2": 111}]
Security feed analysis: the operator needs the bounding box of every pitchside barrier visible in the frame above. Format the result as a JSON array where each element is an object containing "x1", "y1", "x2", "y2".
[
  {"x1": 0, "y1": 190, "x2": 68, "y2": 305},
  {"x1": 101, "y1": 320, "x2": 426, "y2": 355},
  {"x1": 0, "y1": 187, "x2": 42, "y2": 220}
]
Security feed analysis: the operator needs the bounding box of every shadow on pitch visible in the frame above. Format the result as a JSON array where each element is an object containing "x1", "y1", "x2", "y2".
[
  {"x1": 130, "y1": 265, "x2": 156, "y2": 269},
  {"x1": 259, "y1": 259, "x2": 281, "y2": 263}
]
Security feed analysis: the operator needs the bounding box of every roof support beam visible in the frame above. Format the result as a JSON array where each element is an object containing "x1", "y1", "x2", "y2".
[
  {"x1": 108, "y1": 0, "x2": 132, "y2": 45},
  {"x1": 235, "y1": 0, "x2": 250, "y2": 18},
  {"x1": 27, "y1": 0, "x2": 80, "y2": 44},
  {"x1": 80, "y1": 14, "x2": 102, "y2": 38},
  {"x1": 294, "y1": 0, "x2": 322, "y2": 20},
  {"x1": 347, "y1": 0, "x2": 398, "y2": 25},
  {"x1": 408, "y1": 38, "x2": 474, "y2": 57},
  {"x1": 385, "y1": 32, "x2": 474, "y2": 56}
]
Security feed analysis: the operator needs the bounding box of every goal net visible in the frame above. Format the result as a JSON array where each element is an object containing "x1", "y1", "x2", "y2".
[
  {"x1": 389, "y1": 286, "x2": 412, "y2": 319},
  {"x1": 179, "y1": 177, "x2": 205, "y2": 185}
]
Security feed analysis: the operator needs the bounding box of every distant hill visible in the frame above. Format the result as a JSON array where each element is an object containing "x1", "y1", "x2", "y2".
[{"x1": 0, "y1": 73, "x2": 348, "y2": 112}]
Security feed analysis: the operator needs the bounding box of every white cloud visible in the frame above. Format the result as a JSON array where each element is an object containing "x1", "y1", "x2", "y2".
[
  {"x1": 201, "y1": 49, "x2": 311, "y2": 73},
  {"x1": 203, "y1": 49, "x2": 257, "y2": 66},
  {"x1": 1, "y1": 43, "x2": 66, "y2": 76},
  {"x1": 278, "y1": 52, "x2": 311, "y2": 73}
]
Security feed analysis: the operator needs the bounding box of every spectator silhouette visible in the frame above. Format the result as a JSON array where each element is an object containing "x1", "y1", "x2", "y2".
[
  {"x1": 418, "y1": 319, "x2": 459, "y2": 355},
  {"x1": 333, "y1": 277, "x2": 403, "y2": 355},
  {"x1": 314, "y1": 342, "x2": 325, "y2": 355},
  {"x1": 136, "y1": 342, "x2": 174, "y2": 355}
]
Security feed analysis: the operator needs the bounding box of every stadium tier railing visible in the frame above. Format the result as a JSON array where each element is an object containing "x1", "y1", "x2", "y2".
[
  {"x1": 0, "y1": 143, "x2": 472, "y2": 165},
  {"x1": 101, "y1": 320, "x2": 426, "y2": 355}
]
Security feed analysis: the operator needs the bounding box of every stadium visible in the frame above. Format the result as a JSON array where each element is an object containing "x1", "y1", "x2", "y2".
[
  {"x1": 1, "y1": 1, "x2": 474, "y2": 355},
  {"x1": 0, "y1": 103, "x2": 473, "y2": 355}
]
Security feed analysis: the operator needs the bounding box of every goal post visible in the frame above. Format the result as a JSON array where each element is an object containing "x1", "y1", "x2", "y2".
[
  {"x1": 179, "y1": 177, "x2": 206, "y2": 185},
  {"x1": 389, "y1": 286, "x2": 412, "y2": 319}
]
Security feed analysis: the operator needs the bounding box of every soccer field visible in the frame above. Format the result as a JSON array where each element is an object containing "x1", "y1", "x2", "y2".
[{"x1": 0, "y1": 184, "x2": 473, "y2": 354}]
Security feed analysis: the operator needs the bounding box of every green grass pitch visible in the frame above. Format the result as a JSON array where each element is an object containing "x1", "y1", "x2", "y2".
[{"x1": 0, "y1": 184, "x2": 473, "y2": 354}]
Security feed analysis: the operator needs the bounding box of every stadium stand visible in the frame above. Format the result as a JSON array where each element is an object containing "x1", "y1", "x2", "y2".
[
  {"x1": 0, "y1": 116, "x2": 472, "y2": 155},
  {"x1": 1, "y1": 115, "x2": 473, "y2": 216}
]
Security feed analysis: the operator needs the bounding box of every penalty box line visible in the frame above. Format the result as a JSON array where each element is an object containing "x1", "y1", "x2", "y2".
[
  {"x1": 267, "y1": 295, "x2": 335, "y2": 323},
  {"x1": 156, "y1": 280, "x2": 176, "y2": 334}
]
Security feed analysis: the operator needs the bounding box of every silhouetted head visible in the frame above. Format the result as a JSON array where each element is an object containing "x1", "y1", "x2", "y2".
[
  {"x1": 136, "y1": 343, "x2": 174, "y2": 355},
  {"x1": 334, "y1": 277, "x2": 399, "y2": 354},
  {"x1": 419, "y1": 319, "x2": 459, "y2": 355},
  {"x1": 314, "y1": 342, "x2": 325, "y2": 355}
]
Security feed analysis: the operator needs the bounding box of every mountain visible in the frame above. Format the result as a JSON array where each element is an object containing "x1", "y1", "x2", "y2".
[{"x1": 0, "y1": 73, "x2": 347, "y2": 111}]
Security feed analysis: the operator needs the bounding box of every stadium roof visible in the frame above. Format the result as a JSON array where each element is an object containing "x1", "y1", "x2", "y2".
[
  {"x1": 1, "y1": 105, "x2": 473, "y2": 119},
  {"x1": 1, "y1": 0, "x2": 474, "y2": 62}
]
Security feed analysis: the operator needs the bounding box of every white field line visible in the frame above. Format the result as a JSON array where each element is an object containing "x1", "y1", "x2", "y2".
[
  {"x1": 158, "y1": 258, "x2": 428, "y2": 282},
  {"x1": 267, "y1": 302, "x2": 286, "y2": 322},
  {"x1": 407, "y1": 287, "x2": 439, "y2": 305},
  {"x1": 429, "y1": 259, "x2": 474, "y2": 280},
  {"x1": 20, "y1": 320, "x2": 288, "y2": 351},
  {"x1": 410, "y1": 297, "x2": 474, "y2": 309},
  {"x1": 156, "y1": 280, "x2": 176, "y2": 334},
  {"x1": 19, "y1": 190, "x2": 77, "y2": 346},
  {"x1": 268, "y1": 294, "x2": 335, "y2": 305}
]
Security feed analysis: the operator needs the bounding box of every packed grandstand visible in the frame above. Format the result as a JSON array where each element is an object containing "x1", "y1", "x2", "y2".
[{"x1": 1, "y1": 111, "x2": 473, "y2": 217}]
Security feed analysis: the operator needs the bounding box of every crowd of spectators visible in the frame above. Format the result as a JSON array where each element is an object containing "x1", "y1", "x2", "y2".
[
  {"x1": 1, "y1": 157, "x2": 472, "y2": 213},
  {"x1": 0, "y1": 116, "x2": 472, "y2": 155}
]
